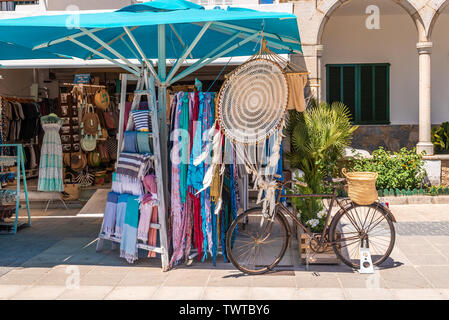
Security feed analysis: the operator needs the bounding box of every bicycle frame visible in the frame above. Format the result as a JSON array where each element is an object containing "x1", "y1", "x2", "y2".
[{"x1": 273, "y1": 180, "x2": 349, "y2": 249}]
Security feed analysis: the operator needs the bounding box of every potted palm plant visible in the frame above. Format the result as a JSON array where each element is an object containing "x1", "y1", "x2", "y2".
[{"x1": 286, "y1": 99, "x2": 358, "y2": 264}]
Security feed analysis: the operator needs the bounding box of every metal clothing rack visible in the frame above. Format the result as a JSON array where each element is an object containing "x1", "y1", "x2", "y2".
[{"x1": 0, "y1": 144, "x2": 31, "y2": 234}]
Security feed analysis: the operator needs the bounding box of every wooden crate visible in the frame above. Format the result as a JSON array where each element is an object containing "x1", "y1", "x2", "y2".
[{"x1": 297, "y1": 227, "x2": 340, "y2": 265}]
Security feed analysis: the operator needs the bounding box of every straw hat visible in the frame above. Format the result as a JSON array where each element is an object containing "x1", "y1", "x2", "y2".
[{"x1": 68, "y1": 152, "x2": 87, "y2": 172}]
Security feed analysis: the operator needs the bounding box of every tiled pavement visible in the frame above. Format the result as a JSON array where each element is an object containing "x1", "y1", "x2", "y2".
[{"x1": 0, "y1": 205, "x2": 448, "y2": 300}]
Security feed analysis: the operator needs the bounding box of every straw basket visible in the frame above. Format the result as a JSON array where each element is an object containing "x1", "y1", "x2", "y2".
[
  {"x1": 342, "y1": 168, "x2": 378, "y2": 205},
  {"x1": 62, "y1": 173, "x2": 80, "y2": 201}
]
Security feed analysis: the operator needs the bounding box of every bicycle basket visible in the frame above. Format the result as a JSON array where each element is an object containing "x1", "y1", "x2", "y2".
[{"x1": 342, "y1": 168, "x2": 378, "y2": 205}]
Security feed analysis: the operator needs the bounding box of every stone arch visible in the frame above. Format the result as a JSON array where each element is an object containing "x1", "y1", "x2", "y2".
[
  {"x1": 315, "y1": 0, "x2": 427, "y2": 45},
  {"x1": 428, "y1": 0, "x2": 449, "y2": 39}
]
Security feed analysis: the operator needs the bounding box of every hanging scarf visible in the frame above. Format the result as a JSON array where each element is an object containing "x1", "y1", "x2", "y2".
[
  {"x1": 120, "y1": 195, "x2": 140, "y2": 263},
  {"x1": 169, "y1": 93, "x2": 186, "y2": 267},
  {"x1": 179, "y1": 92, "x2": 190, "y2": 203},
  {"x1": 186, "y1": 91, "x2": 203, "y2": 261}
]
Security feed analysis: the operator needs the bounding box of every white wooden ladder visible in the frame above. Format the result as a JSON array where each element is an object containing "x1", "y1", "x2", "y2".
[{"x1": 96, "y1": 70, "x2": 170, "y2": 271}]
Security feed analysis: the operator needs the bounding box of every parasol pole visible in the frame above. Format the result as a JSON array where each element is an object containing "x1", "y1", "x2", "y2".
[{"x1": 157, "y1": 25, "x2": 170, "y2": 270}]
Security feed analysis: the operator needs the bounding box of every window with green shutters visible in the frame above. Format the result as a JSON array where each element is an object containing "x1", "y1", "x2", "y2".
[{"x1": 326, "y1": 63, "x2": 390, "y2": 124}]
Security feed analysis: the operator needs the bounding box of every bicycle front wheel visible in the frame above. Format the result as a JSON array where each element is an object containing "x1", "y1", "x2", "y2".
[
  {"x1": 329, "y1": 202, "x2": 395, "y2": 269},
  {"x1": 226, "y1": 208, "x2": 289, "y2": 275}
]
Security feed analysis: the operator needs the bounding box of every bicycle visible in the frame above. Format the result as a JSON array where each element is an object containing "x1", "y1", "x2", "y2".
[{"x1": 226, "y1": 178, "x2": 396, "y2": 275}]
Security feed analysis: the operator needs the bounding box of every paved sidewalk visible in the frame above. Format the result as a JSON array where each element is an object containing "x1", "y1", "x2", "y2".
[{"x1": 0, "y1": 205, "x2": 448, "y2": 300}]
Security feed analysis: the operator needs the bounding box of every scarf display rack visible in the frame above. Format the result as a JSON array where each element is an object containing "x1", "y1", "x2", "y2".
[
  {"x1": 0, "y1": 143, "x2": 31, "y2": 234},
  {"x1": 168, "y1": 85, "x2": 243, "y2": 268},
  {"x1": 97, "y1": 72, "x2": 170, "y2": 270}
]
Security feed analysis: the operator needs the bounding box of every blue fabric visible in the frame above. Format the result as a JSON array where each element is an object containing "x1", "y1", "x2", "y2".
[
  {"x1": 123, "y1": 131, "x2": 138, "y2": 153},
  {"x1": 0, "y1": 41, "x2": 68, "y2": 60},
  {"x1": 137, "y1": 131, "x2": 152, "y2": 154},
  {"x1": 187, "y1": 92, "x2": 204, "y2": 192},
  {"x1": 120, "y1": 195, "x2": 140, "y2": 263},
  {"x1": 119, "y1": 0, "x2": 203, "y2": 12},
  {"x1": 115, "y1": 193, "x2": 130, "y2": 238},
  {"x1": 211, "y1": 202, "x2": 217, "y2": 266},
  {"x1": 0, "y1": 0, "x2": 301, "y2": 61}
]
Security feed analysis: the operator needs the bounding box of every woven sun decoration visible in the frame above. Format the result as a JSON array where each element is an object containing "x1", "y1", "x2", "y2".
[{"x1": 196, "y1": 40, "x2": 289, "y2": 219}]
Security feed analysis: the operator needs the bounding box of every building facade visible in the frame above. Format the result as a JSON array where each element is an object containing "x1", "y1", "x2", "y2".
[
  {"x1": 2, "y1": 0, "x2": 449, "y2": 156},
  {"x1": 291, "y1": 0, "x2": 449, "y2": 156}
]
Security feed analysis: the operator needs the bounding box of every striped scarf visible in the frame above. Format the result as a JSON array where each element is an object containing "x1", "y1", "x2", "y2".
[{"x1": 116, "y1": 152, "x2": 152, "y2": 180}]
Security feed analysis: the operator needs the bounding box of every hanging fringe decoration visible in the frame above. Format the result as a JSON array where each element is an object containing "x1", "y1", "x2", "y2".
[{"x1": 197, "y1": 126, "x2": 222, "y2": 194}]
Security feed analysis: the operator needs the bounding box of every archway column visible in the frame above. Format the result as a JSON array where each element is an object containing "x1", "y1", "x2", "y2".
[
  {"x1": 416, "y1": 41, "x2": 434, "y2": 155},
  {"x1": 315, "y1": 44, "x2": 324, "y2": 103}
]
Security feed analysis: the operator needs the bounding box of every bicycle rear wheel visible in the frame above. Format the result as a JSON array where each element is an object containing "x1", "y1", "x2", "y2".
[
  {"x1": 329, "y1": 202, "x2": 395, "y2": 269},
  {"x1": 226, "y1": 208, "x2": 289, "y2": 275}
]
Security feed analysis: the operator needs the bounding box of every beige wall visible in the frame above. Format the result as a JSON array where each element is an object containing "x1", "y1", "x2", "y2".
[
  {"x1": 46, "y1": 0, "x2": 133, "y2": 11},
  {"x1": 430, "y1": 12, "x2": 449, "y2": 125},
  {"x1": 321, "y1": 13, "x2": 419, "y2": 124},
  {"x1": 0, "y1": 69, "x2": 34, "y2": 97}
]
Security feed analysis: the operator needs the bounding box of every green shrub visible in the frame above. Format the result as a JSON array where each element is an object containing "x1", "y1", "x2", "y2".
[
  {"x1": 431, "y1": 122, "x2": 449, "y2": 154},
  {"x1": 349, "y1": 147, "x2": 425, "y2": 190},
  {"x1": 286, "y1": 100, "x2": 357, "y2": 232}
]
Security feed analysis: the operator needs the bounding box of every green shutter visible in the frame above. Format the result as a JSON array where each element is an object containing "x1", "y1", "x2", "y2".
[
  {"x1": 326, "y1": 63, "x2": 390, "y2": 125},
  {"x1": 342, "y1": 66, "x2": 356, "y2": 120},
  {"x1": 327, "y1": 66, "x2": 341, "y2": 104},
  {"x1": 374, "y1": 65, "x2": 388, "y2": 123}
]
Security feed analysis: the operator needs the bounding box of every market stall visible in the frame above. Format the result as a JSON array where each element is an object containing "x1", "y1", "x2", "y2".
[{"x1": 0, "y1": 0, "x2": 302, "y2": 270}]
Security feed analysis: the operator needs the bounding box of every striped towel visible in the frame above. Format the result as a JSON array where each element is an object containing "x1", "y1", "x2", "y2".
[
  {"x1": 131, "y1": 110, "x2": 150, "y2": 132},
  {"x1": 116, "y1": 152, "x2": 152, "y2": 180},
  {"x1": 114, "y1": 193, "x2": 130, "y2": 239},
  {"x1": 101, "y1": 192, "x2": 120, "y2": 237}
]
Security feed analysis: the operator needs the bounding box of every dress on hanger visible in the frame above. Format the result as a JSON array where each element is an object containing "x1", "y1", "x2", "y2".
[{"x1": 37, "y1": 115, "x2": 64, "y2": 192}]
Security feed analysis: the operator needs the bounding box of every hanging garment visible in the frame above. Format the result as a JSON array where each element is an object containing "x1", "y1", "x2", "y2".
[
  {"x1": 137, "y1": 193, "x2": 157, "y2": 243},
  {"x1": 202, "y1": 93, "x2": 215, "y2": 258},
  {"x1": 120, "y1": 195, "x2": 140, "y2": 263},
  {"x1": 186, "y1": 91, "x2": 203, "y2": 260},
  {"x1": 27, "y1": 145, "x2": 37, "y2": 169},
  {"x1": 102, "y1": 192, "x2": 120, "y2": 237},
  {"x1": 137, "y1": 175, "x2": 159, "y2": 258},
  {"x1": 37, "y1": 120, "x2": 64, "y2": 192},
  {"x1": 21, "y1": 102, "x2": 41, "y2": 141},
  {"x1": 179, "y1": 92, "x2": 189, "y2": 203},
  {"x1": 286, "y1": 73, "x2": 307, "y2": 112},
  {"x1": 169, "y1": 93, "x2": 186, "y2": 267}
]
